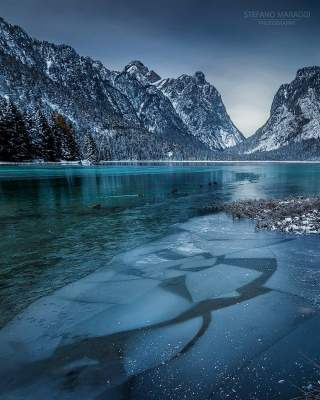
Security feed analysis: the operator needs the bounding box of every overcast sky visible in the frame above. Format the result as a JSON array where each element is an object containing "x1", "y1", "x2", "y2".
[{"x1": 1, "y1": 0, "x2": 319, "y2": 136}]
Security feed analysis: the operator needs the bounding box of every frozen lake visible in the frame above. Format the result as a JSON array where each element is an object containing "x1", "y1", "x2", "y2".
[{"x1": 1, "y1": 163, "x2": 320, "y2": 399}]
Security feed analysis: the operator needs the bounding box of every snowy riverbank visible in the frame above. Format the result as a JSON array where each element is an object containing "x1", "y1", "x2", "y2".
[
  {"x1": 202, "y1": 197, "x2": 320, "y2": 234},
  {"x1": 2, "y1": 160, "x2": 320, "y2": 166}
]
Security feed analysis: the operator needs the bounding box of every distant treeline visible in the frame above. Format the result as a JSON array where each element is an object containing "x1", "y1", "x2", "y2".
[
  {"x1": 0, "y1": 98, "x2": 99, "y2": 163},
  {"x1": 0, "y1": 97, "x2": 211, "y2": 163},
  {"x1": 222, "y1": 139, "x2": 320, "y2": 161},
  {"x1": 1, "y1": 97, "x2": 320, "y2": 163}
]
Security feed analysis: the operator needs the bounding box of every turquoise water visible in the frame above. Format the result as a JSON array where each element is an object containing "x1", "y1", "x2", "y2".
[
  {"x1": 0, "y1": 164, "x2": 232, "y2": 326},
  {"x1": 1, "y1": 163, "x2": 320, "y2": 400},
  {"x1": 1, "y1": 163, "x2": 320, "y2": 326}
]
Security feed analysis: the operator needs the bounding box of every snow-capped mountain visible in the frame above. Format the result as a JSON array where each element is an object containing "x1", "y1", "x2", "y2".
[
  {"x1": 157, "y1": 72, "x2": 244, "y2": 150},
  {"x1": 111, "y1": 61, "x2": 191, "y2": 139},
  {"x1": 244, "y1": 66, "x2": 320, "y2": 154},
  {"x1": 109, "y1": 61, "x2": 215, "y2": 154},
  {"x1": 0, "y1": 16, "x2": 242, "y2": 161},
  {"x1": 0, "y1": 17, "x2": 145, "y2": 156}
]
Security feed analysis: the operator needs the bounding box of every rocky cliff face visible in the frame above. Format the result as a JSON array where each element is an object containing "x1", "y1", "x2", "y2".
[
  {"x1": 244, "y1": 66, "x2": 320, "y2": 154},
  {"x1": 109, "y1": 61, "x2": 216, "y2": 156},
  {"x1": 157, "y1": 71, "x2": 244, "y2": 150},
  {"x1": 111, "y1": 62, "x2": 189, "y2": 138}
]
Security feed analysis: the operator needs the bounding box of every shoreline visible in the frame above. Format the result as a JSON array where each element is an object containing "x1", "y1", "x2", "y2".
[
  {"x1": 1, "y1": 160, "x2": 320, "y2": 166},
  {"x1": 200, "y1": 197, "x2": 320, "y2": 235}
]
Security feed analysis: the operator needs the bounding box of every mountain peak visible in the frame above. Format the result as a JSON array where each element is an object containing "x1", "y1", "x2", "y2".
[
  {"x1": 194, "y1": 71, "x2": 206, "y2": 84},
  {"x1": 157, "y1": 71, "x2": 243, "y2": 150},
  {"x1": 0, "y1": 16, "x2": 30, "y2": 40},
  {"x1": 123, "y1": 60, "x2": 161, "y2": 83},
  {"x1": 243, "y1": 64, "x2": 320, "y2": 155},
  {"x1": 296, "y1": 66, "x2": 320, "y2": 79},
  {"x1": 124, "y1": 60, "x2": 148, "y2": 75}
]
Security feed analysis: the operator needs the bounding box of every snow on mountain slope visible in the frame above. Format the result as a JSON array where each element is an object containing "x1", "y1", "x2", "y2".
[
  {"x1": 109, "y1": 61, "x2": 214, "y2": 155},
  {"x1": 157, "y1": 71, "x2": 244, "y2": 150},
  {"x1": 100, "y1": 61, "x2": 218, "y2": 158},
  {"x1": 245, "y1": 66, "x2": 320, "y2": 154},
  {"x1": 0, "y1": 18, "x2": 204, "y2": 159},
  {"x1": 110, "y1": 61, "x2": 189, "y2": 137},
  {"x1": 0, "y1": 17, "x2": 141, "y2": 135},
  {"x1": 0, "y1": 17, "x2": 243, "y2": 160}
]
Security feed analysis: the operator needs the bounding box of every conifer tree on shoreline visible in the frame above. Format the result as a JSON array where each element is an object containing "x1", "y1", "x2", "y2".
[
  {"x1": 52, "y1": 113, "x2": 80, "y2": 161},
  {"x1": 0, "y1": 98, "x2": 82, "y2": 162},
  {"x1": 83, "y1": 133, "x2": 98, "y2": 163},
  {"x1": 0, "y1": 99, "x2": 32, "y2": 161}
]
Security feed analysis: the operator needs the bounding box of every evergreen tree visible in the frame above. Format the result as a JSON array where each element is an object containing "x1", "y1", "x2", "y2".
[
  {"x1": 0, "y1": 99, "x2": 32, "y2": 161},
  {"x1": 0, "y1": 99, "x2": 12, "y2": 161},
  {"x1": 24, "y1": 109, "x2": 49, "y2": 159},
  {"x1": 25, "y1": 108, "x2": 58, "y2": 161},
  {"x1": 41, "y1": 114, "x2": 57, "y2": 161},
  {"x1": 52, "y1": 113, "x2": 80, "y2": 161},
  {"x1": 83, "y1": 133, "x2": 98, "y2": 163},
  {"x1": 11, "y1": 103, "x2": 32, "y2": 161}
]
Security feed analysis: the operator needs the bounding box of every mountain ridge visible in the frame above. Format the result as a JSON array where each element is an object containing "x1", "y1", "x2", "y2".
[
  {"x1": 0, "y1": 16, "x2": 244, "y2": 161},
  {"x1": 1, "y1": 16, "x2": 320, "y2": 161},
  {"x1": 157, "y1": 72, "x2": 244, "y2": 150},
  {"x1": 234, "y1": 66, "x2": 320, "y2": 157}
]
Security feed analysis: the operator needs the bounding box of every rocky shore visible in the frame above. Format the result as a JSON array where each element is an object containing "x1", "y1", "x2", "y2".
[{"x1": 201, "y1": 197, "x2": 320, "y2": 234}]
